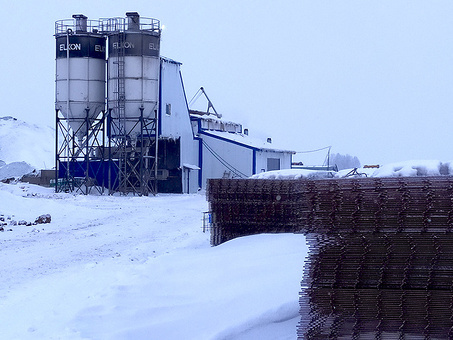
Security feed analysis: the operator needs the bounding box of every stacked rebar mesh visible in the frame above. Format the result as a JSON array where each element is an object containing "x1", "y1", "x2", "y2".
[
  {"x1": 206, "y1": 177, "x2": 453, "y2": 339},
  {"x1": 207, "y1": 179, "x2": 303, "y2": 246}
]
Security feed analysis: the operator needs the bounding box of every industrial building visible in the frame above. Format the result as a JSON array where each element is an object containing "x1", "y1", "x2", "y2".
[{"x1": 55, "y1": 12, "x2": 294, "y2": 195}]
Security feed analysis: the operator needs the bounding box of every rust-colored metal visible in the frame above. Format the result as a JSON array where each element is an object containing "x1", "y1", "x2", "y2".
[{"x1": 206, "y1": 176, "x2": 453, "y2": 338}]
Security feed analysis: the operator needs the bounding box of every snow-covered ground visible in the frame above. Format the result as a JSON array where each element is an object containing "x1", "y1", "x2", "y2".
[
  {"x1": 3, "y1": 115, "x2": 453, "y2": 339},
  {"x1": 0, "y1": 183, "x2": 307, "y2": 340}
]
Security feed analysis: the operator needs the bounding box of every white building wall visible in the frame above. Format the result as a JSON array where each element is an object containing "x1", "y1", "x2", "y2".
[
  {"x1": 200, "y1": 134, "x2": 253, "y2": 189},
  {"x1": 160, "y1": 59, "x2": 199, "y2": 193},
  {"x1": 255, "y1": 150, "x2": 293, "y2": 174}
]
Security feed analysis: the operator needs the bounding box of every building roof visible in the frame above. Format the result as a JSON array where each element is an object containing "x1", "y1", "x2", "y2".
[{"x1": 199, "y1": 130, "x2": 295, "y2": 154}]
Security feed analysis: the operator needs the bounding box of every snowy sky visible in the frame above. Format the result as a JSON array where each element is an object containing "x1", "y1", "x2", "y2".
[{"x1": 1, "y1": 0, "x2": 453, "y2": 166}]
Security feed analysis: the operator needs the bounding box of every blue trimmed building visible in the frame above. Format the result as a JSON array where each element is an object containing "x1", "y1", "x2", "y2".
[{"x1": 159, "y1": 57, "x2": 295, "y2": 193}]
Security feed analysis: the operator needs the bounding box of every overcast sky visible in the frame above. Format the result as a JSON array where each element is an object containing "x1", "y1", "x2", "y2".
[{"x1": 1, "y1": 0, "x2": 452, "y2": 166}]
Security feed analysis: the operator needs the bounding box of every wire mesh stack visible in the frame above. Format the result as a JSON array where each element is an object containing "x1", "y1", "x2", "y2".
[
  {"x1": 206, "y1": 176, "x2": 453, "y2": 339},
  {"x1": 300, "y1": 233, "x2": 453, "y2": 339},
  {"x1": 207, "y1": 179, "x2": 302, "y2": 246}
]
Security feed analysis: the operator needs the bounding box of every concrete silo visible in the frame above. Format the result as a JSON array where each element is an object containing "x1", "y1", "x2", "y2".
[
  {"x1": 106, "y1": 12, "x2": 160, "y2": 138},
  {"x1": 55, "y1": 15, "x2": 107, "y2": 194},
  {"x1": 55, "y1": 14, "x2": 106, "y2": 140},
  {"x1": 104, "y1": 12, "x2": 161, "y2": 195}
]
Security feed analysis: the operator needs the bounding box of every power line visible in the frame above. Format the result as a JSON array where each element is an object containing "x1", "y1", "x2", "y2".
[
  {"x1": 202, "y1": 140, "x2": 248, "y2": 179},
  {"x1": 295, "y1": 146, "x2": 332, "y2": 154}
]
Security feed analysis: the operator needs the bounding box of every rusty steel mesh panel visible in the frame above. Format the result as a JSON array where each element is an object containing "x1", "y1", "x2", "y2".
[
  {"x1": 207, "y1": 179, "x2": 304, "y2": 246},
  {"x1": 207, "y1": 177, "x2": 453, "y2": 244},
  {"x1": 300, "y1": 233, "x2": 453, "y2": 339},
  {"x1": 206, "y1": 176, "x2": 453, "y2": 339}
]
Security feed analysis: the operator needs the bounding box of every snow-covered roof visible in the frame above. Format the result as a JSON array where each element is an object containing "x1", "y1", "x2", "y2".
[
  {"x1": 191, "y1": 115, "x2": 242, "y2": 134},
  {"x1": 160, "y1": 56, "x2": 182, "y2": 65},
  {"x1": 183, "y1": 163, "x2": 200, "y2": 170},
  {"x1": 251, "y1": 168, "x2": 333, "y2": 180},
  {"x1": 200, "y1": 130, "x2": 295, "y2": 154}
]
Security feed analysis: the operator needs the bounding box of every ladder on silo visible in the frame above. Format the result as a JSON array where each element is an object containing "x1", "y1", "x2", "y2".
[
  {"x1": 114, "y1": 31, "x2": 128, "y2": 194},
  {"x1": 114, "y1": 32, "x2": 126, "y2": 136}
]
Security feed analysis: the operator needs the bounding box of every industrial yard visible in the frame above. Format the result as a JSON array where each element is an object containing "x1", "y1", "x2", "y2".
[
  {"x1": 2, "y1": 2, "x2": 453, "y2": 338},
  {"x1": 3, "y1": 116, "x2": 453, "y2": 338}
]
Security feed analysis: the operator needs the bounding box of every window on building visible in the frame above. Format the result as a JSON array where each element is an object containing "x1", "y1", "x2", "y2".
[
  {"x1": 166, "y1": 103, "x2": 171, "y2": 116},
  {"x1": 267, "y1": 158, "x2": 280, "y2": 171}
]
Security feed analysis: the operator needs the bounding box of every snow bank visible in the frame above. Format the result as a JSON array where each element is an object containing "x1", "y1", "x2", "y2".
[
  {"x1": 254, "y1": 160, "x2": 453, "y2": 180},
  {"x1": 65, "y1": 234, "x2": 307, "y2": 340},
  {"x1": 369, "y1": 160, "x2": 452, "y2": 177},
  {"x1": 0, "y1": 161, "x2": 35, "y2": 181},
  {"x1": 0, "y1": 116, "x2": 54, "y2": 170}
]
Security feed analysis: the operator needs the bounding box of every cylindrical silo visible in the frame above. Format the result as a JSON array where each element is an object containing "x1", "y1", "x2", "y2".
[
  {"x1": 107, "y1": 12, "x2": 161, "y2": 139},
  {"x1": 55, "y1": 15, "x2": 106, "y2": 140}
]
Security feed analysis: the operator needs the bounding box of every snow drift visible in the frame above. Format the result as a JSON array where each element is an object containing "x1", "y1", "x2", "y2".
[
  {"x1": 0, "y1": 116, "x2": 54, "y2": 177},
  {"x1": 252, "y1": 160, "x2": 453, "y2": 180}
]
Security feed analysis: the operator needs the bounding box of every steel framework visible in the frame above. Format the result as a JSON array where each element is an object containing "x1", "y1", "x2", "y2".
[
  {"x1": 55, "y1": 109, "x2": 106, "y2": 194},
  {"x1": 107, "y1": 109, "x2": 158, "y2": 195}
]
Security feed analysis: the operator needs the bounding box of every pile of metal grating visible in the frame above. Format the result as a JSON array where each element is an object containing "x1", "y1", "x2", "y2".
[{"x1": 206, "y1": 176, "x2": 453, "y2": 339}]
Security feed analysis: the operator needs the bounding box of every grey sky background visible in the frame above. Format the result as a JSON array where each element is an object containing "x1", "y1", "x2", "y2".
[{"x1": 1, "y1": 0, "x2": 452, "y2": 166}]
